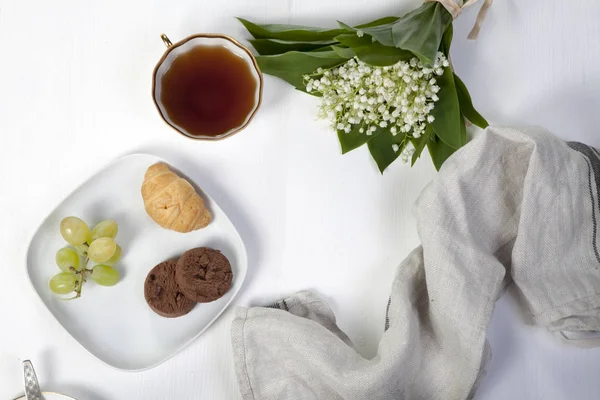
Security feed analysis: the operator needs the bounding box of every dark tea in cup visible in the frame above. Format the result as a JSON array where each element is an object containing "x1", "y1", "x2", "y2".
[{"x1": 153, "y1": 34, "x2": 263, "y2": 140}]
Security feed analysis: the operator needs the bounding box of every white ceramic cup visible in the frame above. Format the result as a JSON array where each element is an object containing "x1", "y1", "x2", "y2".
[{"x1": 152, "y1": 34, "x2": 263, "y2": 140}]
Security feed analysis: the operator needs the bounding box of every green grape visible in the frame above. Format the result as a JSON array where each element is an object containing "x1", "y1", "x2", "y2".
[
  {"x1": 74, "y1": 244, "x2": 89, "y2": 258},
  {"x1": 88, "y1": 237, "x2": 116, "y2": 263},
  {"x1": 91, "y1": 220, "x2": 118, "y2": 241},
  {"x1": 60, "y1": 216, "x2": 91, "y2": 245},
  {"x1": 55, "y1": 247, "x2": 81, "y2": 272},
  {"x1": 91, "y1": 265, "x2": 120, "y2": 286},
  {"x1": 49, "y1": 272, "x2": 78, "y2": 294},
  {"x1": 104, "y1": 244, "x2": 122, "y2": 266}
]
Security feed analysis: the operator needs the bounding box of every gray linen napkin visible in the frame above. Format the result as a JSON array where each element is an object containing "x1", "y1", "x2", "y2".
[{"x1": 231, "y1": 126, "x2": 600, "y2": 400}]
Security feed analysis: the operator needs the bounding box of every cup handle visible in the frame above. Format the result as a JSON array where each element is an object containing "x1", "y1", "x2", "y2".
[{"x1": 161, "y1": 34, "x2": 173, "y2": 48}]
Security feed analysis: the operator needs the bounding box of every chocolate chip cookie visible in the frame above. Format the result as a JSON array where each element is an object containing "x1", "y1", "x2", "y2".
[
  {"x1": 175, "y1": 247, "x2": 233, "y2": 303},
  {"x1": 144, "y1": 260, "x2": 196, "y2": 318}
]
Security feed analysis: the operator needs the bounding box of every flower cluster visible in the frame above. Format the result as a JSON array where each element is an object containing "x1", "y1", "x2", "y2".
[{"x1": 304, "y1": 52, "x2": 449, "y2": 157}]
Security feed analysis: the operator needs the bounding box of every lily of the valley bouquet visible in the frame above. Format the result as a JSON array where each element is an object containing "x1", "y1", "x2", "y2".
[{"x1": 239, "y1": 0, "x2": 491, "y2": 172}]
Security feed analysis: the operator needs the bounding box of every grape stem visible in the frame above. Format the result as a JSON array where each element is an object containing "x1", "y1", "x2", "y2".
[{"x1": 63, "y1": 255, "x2": 92, "y2": 300}]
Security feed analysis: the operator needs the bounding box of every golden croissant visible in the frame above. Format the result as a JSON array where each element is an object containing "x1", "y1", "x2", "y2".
[{"x1": 141, "y1": 163, "x2": 211, "y2": 233}]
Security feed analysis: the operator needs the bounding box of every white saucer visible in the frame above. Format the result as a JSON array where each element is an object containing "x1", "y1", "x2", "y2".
[{"x1": 25, "y1": 153, "x2": 248, "y2": 371}]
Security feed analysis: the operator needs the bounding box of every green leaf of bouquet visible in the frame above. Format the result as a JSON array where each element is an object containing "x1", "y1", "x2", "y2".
[
  {"x1": 337, "y1": 20, "x2": 396, "y2": 47},
  {"x1": 256, "y1": 51, "x2": 347, "y2": 90},
  {"x1": 331, "y1": 45, "x2": 356, "y2": 59},
  {"x1": 338, "y1": 125, "x2": 383, "y2": 154},
  {"x1": 440, "y1": 24, "x2": 453, "y2": 56},
  {"x1": 427, "y1": 136, "x2": 456, "y2": 171},
  {"x1": 430, "y1": 66, "x2": 463, "y2": 149},
  {"x1": 458, "y1": 110, "x2": 467, "y2": 144},
  {"x1": 238, "y1": 18, "x2": 349, "y2": 41},
  {"x1": 355, "y1": 16, "x2": 400, "y2": 29},
  {"x1": 453, "y1": 73, "x2": 489, "y2": 129},
  {"x1": 337, "y1": 21, "x2": 354, "y2": 31},
  {"x1": 249, "y1": 39, "x2": 336, "y2": 55},
  {"x1": 367, "y1": 130, "x2": 406, "y2": 173},
  {"x1": 334, "y1": 33, "x2": 372, "y2": 46},
  {"x1": 335, "y1": 33, "x2": 413, "y2": 66},
  {"x1": 310, "y1": 46, "x2": 338, "y2": 52},
  {"x1": 411, "y1": 125, "x2": 433, "y2": 166},
  {"x1": 391, "y1": 2, "x2": 453, "y2": 66}
]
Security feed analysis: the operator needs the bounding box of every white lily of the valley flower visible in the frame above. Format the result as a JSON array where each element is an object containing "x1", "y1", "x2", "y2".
[
  {"x1": 399, "y1": 141, "x2": 416, "y2": 163},
  {"x1": 304, "y1": 52, "x2": 448, "y2": 156}
]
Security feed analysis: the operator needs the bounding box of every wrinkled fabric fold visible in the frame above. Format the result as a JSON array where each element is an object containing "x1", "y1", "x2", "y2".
[{"x1": 232, "y1": 126, "x2": 600, "y2": 400}]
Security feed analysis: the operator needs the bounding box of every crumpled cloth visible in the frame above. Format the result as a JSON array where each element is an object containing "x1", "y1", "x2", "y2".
[{"x1": 231, "y1": 126, "x2": 600, "y2": 400}]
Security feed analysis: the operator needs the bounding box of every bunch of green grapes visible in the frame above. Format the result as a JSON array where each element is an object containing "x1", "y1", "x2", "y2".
[{"x1": 50, "y1": 217, "x2": 122, "y2": 299}]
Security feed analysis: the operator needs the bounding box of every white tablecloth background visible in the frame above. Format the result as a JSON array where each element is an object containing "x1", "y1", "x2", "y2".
[{"x1": 1, "y1": 0, "x2": 600, "y2": 398}]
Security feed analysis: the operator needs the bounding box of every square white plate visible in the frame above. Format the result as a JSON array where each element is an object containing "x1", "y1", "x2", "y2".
[{"x1": 26, "y1": 153, "x2": 247, "y2": 371}]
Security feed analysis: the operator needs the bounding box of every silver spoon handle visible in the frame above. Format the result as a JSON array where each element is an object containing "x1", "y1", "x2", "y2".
[{"x1": 23, "y1": 360, "x2": 42, "y2": 400}]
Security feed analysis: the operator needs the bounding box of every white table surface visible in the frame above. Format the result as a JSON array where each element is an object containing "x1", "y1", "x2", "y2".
[{"x1": 1, "y1": 0, "x2": 600, "y2": 399}]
